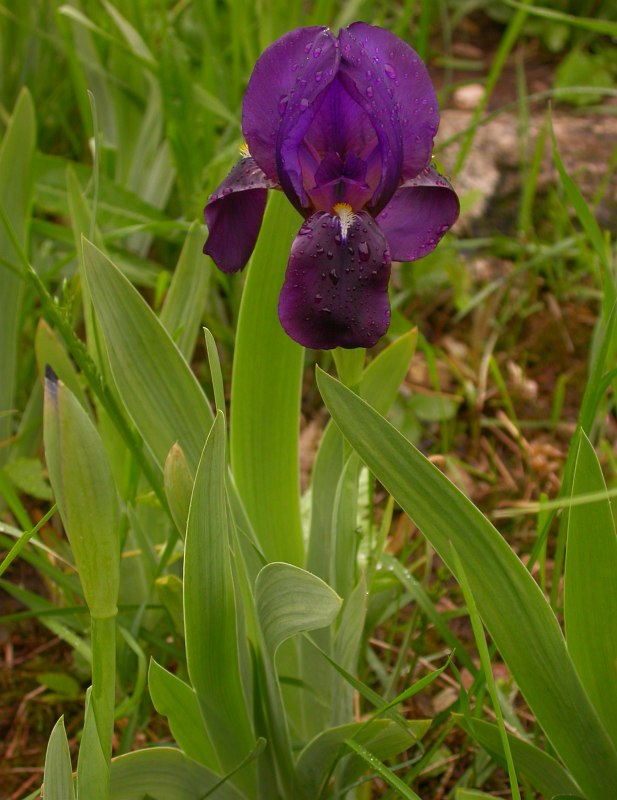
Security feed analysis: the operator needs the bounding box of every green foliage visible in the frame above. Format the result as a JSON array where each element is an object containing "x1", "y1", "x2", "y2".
[
  {"x1": 0, "y1": 89, "x2": 36, "y2": 468},
  {"x1": 43, "y1": 374, "x2": 120, "y2": 620},
  {"x1": 42, "y1": 717, "x2": 75, "y2": 800},
  {"x1": 2, "y1": 2, "x2": 617, "y2": 799},
  {"x1": 184, "y1": 413, "x2": 255, "y2": 792},
  {"x1": 230, "y1": 191, "x2": 304, "y2": 565},
  {"x1": 316, "y1": 370, "x2": 617, "y2": 799}
]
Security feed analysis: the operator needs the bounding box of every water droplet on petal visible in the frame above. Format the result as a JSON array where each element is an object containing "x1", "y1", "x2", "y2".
[
  {"x1": 315, "y1": 71, "x2": 323, "y2": 82},
  {"x1": 314, "y1": 293, "x2": 322, "y2": 303},
  {"x1": 366, "y1": 86, "x2": 374, "y2": 98},
  {"x1": 329, "y1": 269, "x2": 339, "y2": 285},
  {"x1": 300, "y1": 97, "x2": 310, "y2": 109},
  {"x1": 358, "y1": 241, "x2": 370, "y2": 261},
  {"x1": 327, "y1": 250, "x2": 334, "y2": 260},
  {"x1": 313, "y1": 47, "x2": 322, "y2": 58},
  {"x1": 384, "y1": 63, "x2": 396, "y2": 79}
]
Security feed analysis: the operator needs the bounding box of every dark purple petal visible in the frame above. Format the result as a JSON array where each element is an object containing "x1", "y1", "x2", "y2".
[
  {"x1": 242, "y1": 27, "x2": 339, "y2": 188},
  {"x1": 376, "y1": 165, "x2": 459, "y2": 262},
  {"x1": 203, "y1": 157, "x2": 278, "y2": 273},
  {"x1": 338, "y1": 23, "x2": 440, "y2": 206},
  {"x1": 307, "y1": 151, "x2": 372, "y2": 211},
  {"x1": 302, "y1": 77, "x2": 379, "y2": 165},
  {"x1": 278, "y1": 211, "x2": 391, "y2": 349}
]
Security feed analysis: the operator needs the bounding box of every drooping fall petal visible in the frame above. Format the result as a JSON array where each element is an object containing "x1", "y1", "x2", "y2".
[
  {"x1": 203, "y1": 157, "x2": 278, "y2": 273},
  {"x1": 278, "y1": 210, "x2": 391, "y2": 349},
  {"x1": 376, "y1": 165, "x2": 459, "y2": 262}
]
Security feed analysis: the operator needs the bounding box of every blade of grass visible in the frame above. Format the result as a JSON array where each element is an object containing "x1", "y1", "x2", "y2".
[
  {"x1": 343, "y1": 738, "x2": 422, "y2": 800},
  {"x1": 453, "y1": 0, "x2": 533, "y2": 175}
]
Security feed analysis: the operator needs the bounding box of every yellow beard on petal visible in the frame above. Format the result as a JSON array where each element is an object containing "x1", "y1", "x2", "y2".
[
  {"x1": 333, "y1": 202, "x2": 356, "y2": 242},
  {"x1": 239, "y1": 142, "x2": 251, "y2": 158}
]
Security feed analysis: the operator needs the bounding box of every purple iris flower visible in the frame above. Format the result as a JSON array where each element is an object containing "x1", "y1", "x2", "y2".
[{"x1": 203, "y1": 23, "x2": 459, "y2": 350}]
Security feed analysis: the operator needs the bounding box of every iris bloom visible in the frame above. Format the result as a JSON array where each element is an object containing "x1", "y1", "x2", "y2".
[{"x1": 204, "y1": 23, "x2": 459, "y2": 349}]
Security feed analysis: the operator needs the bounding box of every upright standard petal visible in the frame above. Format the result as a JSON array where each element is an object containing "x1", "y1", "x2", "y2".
[
  {"x1": 242, "y1": 27, "x2": 339, "y2": 189},
  {"x1": 278, "y1": 211, "x2": 391, "y2": 349},
  {"x1": 338, "y1": 23, "x2": 440, "y2": 201},
  {"x1": 203, "y1": 157, "x2": 278, "y2": 273},
  {"x1": 376, "y1": 165, "x2": 459, "y2": 262},
  {"x1": 299, "y1": 77, "x2": 381, "y2": 210}
]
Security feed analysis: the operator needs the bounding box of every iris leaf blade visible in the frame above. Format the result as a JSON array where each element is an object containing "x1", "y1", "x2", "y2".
[
  {"x1": 184, "y1": 413, "x2": 255, "y2": 793},
  {"x1": 109, "y1": 748, "x2": 246, "y2": 800},
  {"x1": 159, "y1": 220, "x2": 210, "y2": 363},
  {"x1": 453, "y1": 715, "x2": 582, "y2": 799},
  {"x1": 148, "y1": 658, "x2": 219, "y2": 769},
  {"x1": 81, "y1": 237, "x2": 213, "y2": 474},
  {"x1": 316, "y1": 369, "x2": 617, "y2": 800},
  {"x1": 230, "y1": 190, "x2": 304, "y2": 565},
  {"x1": 42, "y1": 717, "x2": 75, "y2": 800},
  {"x1": 0, "y1": 88, "x2": 36, "y2": 468},
  {"x1": 565, "y1": 431, "x2": 617, "y2": 746}
]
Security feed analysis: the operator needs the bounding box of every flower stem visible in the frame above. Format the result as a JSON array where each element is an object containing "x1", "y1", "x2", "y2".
[
  {"x1": 332, "y1": 348, "x2": 365, "y2": 391},
  {"x1": 90, "y1": 614, "x2": 116, "y2": 763}
]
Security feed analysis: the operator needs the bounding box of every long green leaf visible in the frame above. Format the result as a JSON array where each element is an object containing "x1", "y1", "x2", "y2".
[
  {"x1": 301, "y1": 331, "x2": 416, "y2": 736},
  {"x1": 344, "y1": 737, "x2": 422, "y2": 799},
  {"x1": 148, "y1": 658, "x2": 219, "y2": 769},
  {"x1": 453, "y1": 715, "x2": 581, "y2": 798},
  {"x1": 81, "y1": 237, "x2": 212, "y2": 473},
  {"x1": 159, "y1": 221, "x2": 210, "y2": 362},
  {"x1": 295, "y1": 719, "x2": 428, "y2": 800},
  {"x1": 307, "y1": 329, "x2": 417, "y2": 582},
  {"x1": 110, "y1": 748, "x2": 246, "y2": 800},
  {"x1": 230, "y1": 190, "x2": 304, "y2": 565},
  {"x1": 565, "y1": 432, "x2": 617, "y2": 745},
  {"x1": 331, "y1": 576, "x2": 366, "y2": 726},
  {"x1": 77, "y1": 688, "x2": 109, "y2": 800},
  {"x1": 316, "y1": 369, "x2": 617, "y2": 800},
  {"x1": 43, "y1": 372, "x2": 120, "y2": 620},
  {"x1": 503, "y1": 0, "x2": 617, "y2": 37},
  {"x1": 43, "y1": 717, "x2": 75, "y2": 800},
  {"x1": 450, "y1": 545, "x2": 520, "y2": 800},
  {"x1": 0, "y1": 88, "x2": 36, "y2": 467},
  {"x1": 184, "y1": 413, "x2": 255, "y2": 793}
]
